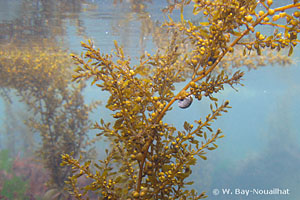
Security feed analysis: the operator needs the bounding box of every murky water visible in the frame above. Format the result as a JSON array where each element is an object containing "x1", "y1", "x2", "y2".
[{"x1": 0, "y1": 0, "x2": 300, "y2": 199}]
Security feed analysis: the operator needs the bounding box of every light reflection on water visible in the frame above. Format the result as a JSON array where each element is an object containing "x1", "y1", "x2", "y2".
[{"x1": 0, "y1": 0, "x2": 300, "y2": 199}]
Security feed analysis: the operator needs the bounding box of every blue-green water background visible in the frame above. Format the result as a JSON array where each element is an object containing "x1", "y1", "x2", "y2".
[{"x1": 0, "y1": 0, "x2": 300, "y2": 199}]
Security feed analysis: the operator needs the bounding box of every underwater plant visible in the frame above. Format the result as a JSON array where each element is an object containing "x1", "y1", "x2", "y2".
[
  {"x1": 0, "y1": 40, "x2": 98, "y2": 199},
  {"x1": 0, "y1": 150, "x2": 13, "y2": 174},
  {"x1": 60, "y1": 0, "x2": 299, "y2": 199},
  {"x1": 0, "y1": 150, "x2": 29, "y2": 200},
  {"x1": 0, "y1": 150, "x2": 49, "y2": 200},
  {"x1": 0, "y1": 174, "x2": 29, "y2": 200}
]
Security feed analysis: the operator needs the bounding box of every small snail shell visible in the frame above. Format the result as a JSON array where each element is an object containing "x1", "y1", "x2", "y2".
[
  {"x1": 178, "y1": 95, "x2": 193, "y2": 109},
  {"x1": 208, "y1": 56, "x2": 217, "y2": 64}
]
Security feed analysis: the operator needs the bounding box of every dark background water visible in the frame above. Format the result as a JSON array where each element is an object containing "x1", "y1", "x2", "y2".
[{"x1": 0, "y1": 0, "x2": 299, "y2": 199}]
